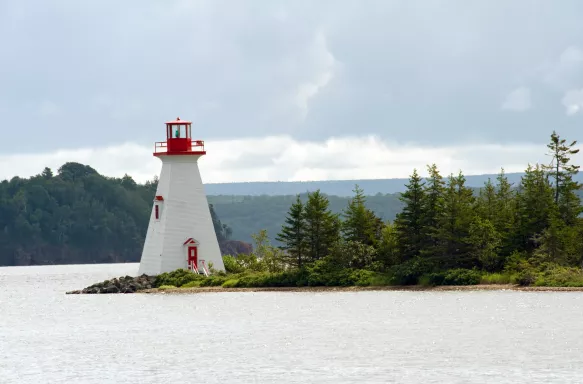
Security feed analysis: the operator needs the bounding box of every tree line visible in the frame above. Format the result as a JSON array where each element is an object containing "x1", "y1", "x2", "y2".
[
  {"x1": 0, "y1": 162, "x2": 234, "y2": 266},
  {"x1": 264, "y1": 131, "x2": 583, "y2": 285}
]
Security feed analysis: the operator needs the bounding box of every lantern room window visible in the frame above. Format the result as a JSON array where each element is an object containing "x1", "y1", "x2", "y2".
[{"x1": 166, "y1": 120, "x2": 191, "y2": 140}]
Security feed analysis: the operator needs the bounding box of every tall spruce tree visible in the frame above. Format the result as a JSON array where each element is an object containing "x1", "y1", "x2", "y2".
[
  {"x1": 276, "y1": 195, "x2": 307, "y2": 268},
  {"x1": 542, "y1": 131, "x2": 582, "y2": 225},
  {"x1": 420, "y1": 163, "x2": 446, "y2": 258},
  {"x1": 475, "y1": 178, "x2": 497, "y2": 223},
  {"x1": 434, "y1": 172, "x2": 475, "y2": 267},
  {"x1": 494, "y1": 169, "x2": 517, "y2": 256},
  {"x1": 342, "y1": 185, "x2": 380, "y2": 246},
  {"x1": 514, "y1": 164, "x2": 555, "y2": 253},
  {"x1": 304, "y1": 190, "x2": 340, "y2": 262},
  {"x1": 394, "y1": 169, "x2": 426, "y2": 260}
]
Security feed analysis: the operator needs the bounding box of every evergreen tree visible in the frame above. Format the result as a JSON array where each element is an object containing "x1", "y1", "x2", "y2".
[
  {"x1": 376, "y1": 222, "x2": 400, "y2": 269},
  {"x1": 41, "y1": 167, "x2": 53, "y2": 179},
  {"x1": 420, "y1": 163, "x2": 446, "y2": 258},
  {"x1": 342, "y1": 185, "x2": 380, "y2": 246},
  {"x1": 493, "y1": 168, "x2": 516, "y2": 256},
  {"x1": 394, "y1": 169, "x2": 425, "y2": 260},
  {"x1": 514, "y1": 164, "x2": 555, "y2": 253},
  {"x1": 475, "y1": 178, "x2": 497, "y2": 222},
  {"x1": 468, "y1": 217, "x2": 502, "y2": 271},
  {"x1": 276, "y1": 195, "x2": 307, "y2": 268},
  {"x1": 542, "y1": 131, "x2": 582, "y2": 225},
  {"x1": 304, "y1": 190, "x2": 340, "y2": 262},
  {"x1": 435, "y1": 172, "x2": 475, "y2": 267}
]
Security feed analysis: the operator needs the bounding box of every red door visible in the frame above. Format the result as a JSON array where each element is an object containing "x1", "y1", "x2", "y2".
[{"x1": 188, "y1": 246, "x2": 198, "y2": 269}]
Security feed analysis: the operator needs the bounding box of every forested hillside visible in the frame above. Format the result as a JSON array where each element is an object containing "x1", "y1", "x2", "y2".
[
  {"x1": 0, "y1": 163, "x2": 242, "y2": 266},
  {"x1": 209, "y1": 193, "x2": 403, "y2": 245},
  {"x1": 0, "y1": 161, "x2": 405, "y2": 266}
]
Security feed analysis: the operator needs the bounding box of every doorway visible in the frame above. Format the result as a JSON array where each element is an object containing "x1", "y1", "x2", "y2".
[{"x1": 187, "y1": 246, "x2": 198, "y2": 270}]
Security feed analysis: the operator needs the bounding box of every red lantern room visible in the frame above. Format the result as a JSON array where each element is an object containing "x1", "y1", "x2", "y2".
[{"x1": 154, "y1": 117, "x2": 206, "y2": 156}]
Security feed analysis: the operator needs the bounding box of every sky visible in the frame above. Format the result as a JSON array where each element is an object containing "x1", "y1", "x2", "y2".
[{"x1": 1, "y1": 0, "x2": 583, "y2": 183}]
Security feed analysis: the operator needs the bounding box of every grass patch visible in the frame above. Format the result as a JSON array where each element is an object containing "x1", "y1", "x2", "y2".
[
  {"x1": 181, "y1": 280, "x2": 202, "y2": 288},
  {"x1": 158, "y1": 285, "x2": 177, "y2": 290},
  {"x1": 222, "y1": 279, "x2": 239, "y2": 288},
  {"x1": 480, "y1": 272, "x2": 517, "y2": 285}
]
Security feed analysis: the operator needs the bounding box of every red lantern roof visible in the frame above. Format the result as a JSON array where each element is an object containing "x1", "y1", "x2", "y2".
[{"x1": 166, "y1": 117, "x2": 192, "y2": 125}]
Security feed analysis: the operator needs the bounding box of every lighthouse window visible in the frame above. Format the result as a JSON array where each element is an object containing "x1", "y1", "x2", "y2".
[{"x1": 155, "y1": 204, "x2": 160, "y2": 220}]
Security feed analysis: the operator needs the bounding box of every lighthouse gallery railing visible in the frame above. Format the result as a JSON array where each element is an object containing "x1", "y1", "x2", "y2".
[{"x1": 154, "y1": 140, "x2": 205, "y2": 154}]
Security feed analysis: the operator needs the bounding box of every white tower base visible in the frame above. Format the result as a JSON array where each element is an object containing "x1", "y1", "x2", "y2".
[{"x1": 138, "y1": 154, "x2": 225, "y2": 276}]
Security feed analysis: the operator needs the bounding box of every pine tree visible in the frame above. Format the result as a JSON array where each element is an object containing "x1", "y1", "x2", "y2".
[
  {"x1": 475, "y1": 178, "x2": 497, "y2": 222},
  {"x1": 493, "y1": 168, "x2": 516, "y2": 255},
  {"x1": 514, "y1": 164, "x2": 555, "y2": 253},
  {"x1": 304, "y1": 190, "x2": 340, "y2": 262},
  {"x1": 542, "y1": 131, "x2": 582, "y2": 225},
  {"x1": 435, "y1": 171, "x2": 475, "y2": 267},
  {"x1": 420, "y1": 163, "x2": 445, "y2": 258},
  {"x1": 394, "y1": 169, "x2": 425, "y2": 260},
  {"x1": 342, "y1": 185, "x2": 380, "y2": 246},
  {"x1": 276, "y1": 195, "x2": 307, "y2": 268}
]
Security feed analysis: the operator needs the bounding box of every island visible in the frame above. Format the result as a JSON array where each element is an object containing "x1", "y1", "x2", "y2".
[{"x1": 66, "y1": 131, "x2": 583, "y2": 294}]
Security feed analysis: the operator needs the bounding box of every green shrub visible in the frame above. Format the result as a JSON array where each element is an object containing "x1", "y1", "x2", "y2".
[
  {"x1": 348, "y1": 269, "x2": 377, "y2": 286},
  {"x1": 389, "y1": 257, "x2": 432, "y2": 285},
  {"x1": 423, "y1": 272, "x2": 446, "y2": 286},
  {"x1": 534, "y1": 266, "x2": 583, "y2": 287},
  {"x1": 223, "y1": 255, "x2": 247, "y2": 274},
  {"x1": 480, "y1": 272, "x2": 516, "y2": 285},
  {"x1": 442, "y1": 269, "x2": 481, "y2": 285},
  {"x1": 368, "y1": 273, "x2": 393, "y2": 286},
  {"x1": 199, "y1": 274, "x2": 229, "y2": 287},
  {"x1": 181, "y1": 280, "x2": 201, "y2": 288},
  {"x1": 222, "y1": 279, "x2": 239, "y2": 288},
  {"x1": 418, "y1": 269, "x2": 481, "y2": 286},
  {"x1": 154, "y1": 269, "x2": 204, "y2": 288},
  {"x1": 517, "y1": 269, "x2": 538, "y2": 286},
  {"x1": 233, "y1": 270, "x2": 307, "y2": 288},
  {"x1": 417, "y1": 274, "x2": 433, "y2": 287}
]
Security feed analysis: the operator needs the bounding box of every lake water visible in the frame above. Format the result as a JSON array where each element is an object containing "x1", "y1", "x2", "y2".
[{"x1": 1, "y1": 264, "x2": 583, "y2": 383}]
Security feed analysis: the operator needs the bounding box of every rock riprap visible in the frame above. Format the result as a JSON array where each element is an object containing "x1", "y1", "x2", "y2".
[{"x1": 66, "y1": 274, "x2": 157, "y2": 294}]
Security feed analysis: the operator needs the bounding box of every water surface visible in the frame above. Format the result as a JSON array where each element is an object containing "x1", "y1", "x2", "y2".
[{"x1": 1, "y1": 263, "x2": 583, "y2": 383}]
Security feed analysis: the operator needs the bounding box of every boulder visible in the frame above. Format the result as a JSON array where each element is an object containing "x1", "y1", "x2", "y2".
[{"x1": 66, "y1": 274, "x2": 157, "y2": 294}]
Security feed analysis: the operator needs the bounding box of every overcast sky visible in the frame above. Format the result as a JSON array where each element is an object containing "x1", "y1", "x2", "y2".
[{"x1": 1, "y1": 0, "x2": 583, "y2": 183}]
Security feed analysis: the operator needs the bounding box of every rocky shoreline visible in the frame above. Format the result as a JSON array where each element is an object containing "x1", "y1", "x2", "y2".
[
  {"x1": 66, "y1": 274, "x2": 157, "y2": 294},
  {"x1": 67, "y1": 275, "x2": 583, "y2": 295}
]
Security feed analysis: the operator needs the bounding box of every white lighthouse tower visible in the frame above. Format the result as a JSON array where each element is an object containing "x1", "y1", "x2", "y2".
[{"x1": 138, "y1": 117, "x2": 225, "y2": 275}]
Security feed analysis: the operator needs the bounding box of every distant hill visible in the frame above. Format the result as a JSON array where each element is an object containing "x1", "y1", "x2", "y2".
[
  {"x1": 2, "y1": 162, "x2": 582, "y2": 265},
  {"x1": 208, "y1": 193, "x2": 403, "y2": 246},
  {"x1": 205, "y1": 172, "x2": 566, "y2": 197}
]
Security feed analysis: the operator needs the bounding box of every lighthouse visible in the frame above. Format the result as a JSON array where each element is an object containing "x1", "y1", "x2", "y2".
[{"x1": 138, "y1": 117, "x2": 225, "y2": 276}]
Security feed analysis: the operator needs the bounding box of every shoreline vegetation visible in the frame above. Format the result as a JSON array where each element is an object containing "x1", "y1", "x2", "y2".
[
  {"x1": 142, "y1": 285, "x2": 583, "y2": 293},
  {"x1": 68, "y1": 131, "x2": 583, "y2": 294}
]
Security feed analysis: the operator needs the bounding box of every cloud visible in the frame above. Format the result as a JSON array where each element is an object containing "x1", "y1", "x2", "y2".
[
  {"x1": 3, "y1": 0, "x2": 583, "y2": 154},
  {"x1": 294, "y1": 30, "x2": 339, "y2": 120},
  {"x1": 543, "y1": 46, "x2": 583, "y2": 90},
  {"x1": 562, "y1": 88, "x2": 583, "y2": 115},
  {"x1": 2, "y1": 136, "x2": 577, "y2": 184},
  {"x1": 501, "y1": 87, "x2": 532, "y2": 111}
]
